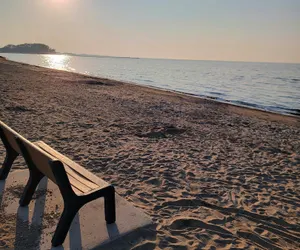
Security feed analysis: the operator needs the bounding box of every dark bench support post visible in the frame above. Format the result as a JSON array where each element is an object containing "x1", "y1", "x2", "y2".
[
  {"x1": 0, "y1": 127, "x2": 19, "y2": 180},
  {"x1": 20, "y1": 168, "x2": 45, "y2": 206},
  {"x1": 50, "y1": 160, "x2": 116, "y2": 247},
  {"x1": 15, "y1": 138, "x2": 45, "y2": 206},
  {"x1": 104, "y1": 186, "x2": 116, "y2": 224}
]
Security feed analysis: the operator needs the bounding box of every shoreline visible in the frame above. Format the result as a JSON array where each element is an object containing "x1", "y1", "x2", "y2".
[
  {"x1": 2, "y1": 51, "x2": 300, "y2": 64},
  {"x1": 0, "y1": 57, "x2": 300, "y2": 249},
  {"x1": 2, "y1": 57, "x2": 300, "y2": 122}
]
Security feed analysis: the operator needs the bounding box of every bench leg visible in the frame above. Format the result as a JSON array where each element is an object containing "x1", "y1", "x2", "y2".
[
  {"x1": 52, "y1": 203, "x2": 80, "y2": 247},
  {"x1": 19, "y1": 169, "x2": 44, "y2": 206},
  {"x1": 0, "y1": 149, "x2": 18, "y2": 180},
  {"x1": 104, "y1": 186, "x2": 116, "y2": 224},
  {"x1": 51, "y1": 185, "x2": 116, "y2": 246}
]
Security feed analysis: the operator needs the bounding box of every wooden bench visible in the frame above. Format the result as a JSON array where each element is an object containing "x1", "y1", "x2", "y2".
[
  {"x1": 15, "y1": 137, "x2": 116, "y2": 246},
  {"x1": 0, "y1": 121, "x2": 116, "y2": 246},
  {"x1": 0, "y1": 121, "x2": 40, "y2": 180}
]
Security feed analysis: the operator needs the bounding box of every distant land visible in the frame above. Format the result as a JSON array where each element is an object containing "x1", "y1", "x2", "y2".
[
  {"x1": 64, "y1": 52, "x2": 140, "y2": 60},
  {"x1": 0, "y1": 43, "x2": 142, "y2": 59},
  {"x1": 0, "y1": 43, "x2": 56, "y2": 54}
]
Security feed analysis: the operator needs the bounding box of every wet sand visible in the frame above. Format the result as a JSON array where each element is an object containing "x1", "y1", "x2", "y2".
[{"x1": 0, "y1": 58, "x2": 300, "y2": 249}]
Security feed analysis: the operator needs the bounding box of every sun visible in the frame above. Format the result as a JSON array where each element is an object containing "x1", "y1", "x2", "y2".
[
  {"x1": 47, "y1": 0, "x2": 72, "y2": 11},
  {"x1": 50, "y1": 0, "x2": 70, "y2": 5}
]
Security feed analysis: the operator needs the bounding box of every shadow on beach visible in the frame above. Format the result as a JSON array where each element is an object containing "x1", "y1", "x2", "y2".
[{"x1": 0, "y1": 176, "x2": 84, "y2": 249}]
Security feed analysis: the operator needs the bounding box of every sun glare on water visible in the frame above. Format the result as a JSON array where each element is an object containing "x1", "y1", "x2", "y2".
[{"x1": 42, "y1": 54, "x2": 73, "y2": 71}]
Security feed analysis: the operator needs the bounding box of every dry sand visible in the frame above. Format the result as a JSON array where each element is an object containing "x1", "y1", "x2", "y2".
[{"x1": 0, "y1": 58, "x2": 300, "y2": 249}]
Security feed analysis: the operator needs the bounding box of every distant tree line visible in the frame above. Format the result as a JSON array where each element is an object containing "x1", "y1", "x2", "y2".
[{"x1": 0, "y1": 43, "x2": 56, "y2": 54}]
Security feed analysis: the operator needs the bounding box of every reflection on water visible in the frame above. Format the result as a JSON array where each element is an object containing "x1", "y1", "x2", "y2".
[{"x1": 41, "y1": 54, "x2": 74, "y2": 71}]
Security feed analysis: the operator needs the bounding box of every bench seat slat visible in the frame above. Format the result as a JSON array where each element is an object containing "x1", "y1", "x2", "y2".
[
  {"x1": 64, "y1": 164, "x2": 99, "y2": 190},
  {"x1": 36, "y1": 142, "x2": 99, "y2": 190},
  {"x1": 67, "y1": 175, "x2": 91, "y2": 194},
  {"x1": 35, "y1": 141, "x2": 108, "y2": 191},
  {"x1": 72, "y1": 186, "x2": 82, "y2": 195}
]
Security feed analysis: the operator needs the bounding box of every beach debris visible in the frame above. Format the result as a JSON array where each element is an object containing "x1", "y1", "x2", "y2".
[
  {"x1": 136, "y1": 125, "x2": 186, "y2": 139},
  {"x1": 81, "y1": 79, "x2": 115, "y2": 86},
  {"x1": 5, "y1": 105, "x2": 32, "y2": 112},
  {"x1": 78, "y1": 122, "x2": 95, "y2": 128}
]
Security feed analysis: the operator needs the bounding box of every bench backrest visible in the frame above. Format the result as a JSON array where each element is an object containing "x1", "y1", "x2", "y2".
[
  {"x1": 0, "y1": 121, "x2": 23, "y2": 154},
  {"x1": 16, "y1": 136, "x2": 57, "y2": 184}
]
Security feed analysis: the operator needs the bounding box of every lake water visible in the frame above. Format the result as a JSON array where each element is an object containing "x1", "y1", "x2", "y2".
[{"x1": 2, "y1": 53, "x2": 300, "y2": 116}]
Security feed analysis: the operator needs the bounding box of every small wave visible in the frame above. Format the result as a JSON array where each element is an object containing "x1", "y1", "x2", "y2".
[
  {"x1": 232, "y1": 76, "x2": 245, "y2": 81},
  {"x1": 286, "y1": 108, "x2": 300, "y2": 116},
  {"x1": 274, "y1": 77, "x2": 300, "y2": 83},
  {"x1": 291, "y1": 78, "x2": 300, "y2": 82},
  {"x1": 278, "y1": 95, "x2": 299, "y2": 100},
  {"x1": 274, "y1": 77, "x2": 286, "y2": 81},
  {"x1": 142, "y1": 79, "x2": 154, "y2": 83},
  {"x1": 231, "y1": 100, "x2": 261, "y2": 109},
  {"x1": 208, "y1": 91, "x2": 226, "y2": 97},
  {"x1": 223, "y1": 100, "x2": 300, "y2": 116}
]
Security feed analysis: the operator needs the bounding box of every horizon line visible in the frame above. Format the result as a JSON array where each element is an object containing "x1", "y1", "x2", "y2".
[{"x1": 59, "y1": 52, "x2": 300, "y2": 65}]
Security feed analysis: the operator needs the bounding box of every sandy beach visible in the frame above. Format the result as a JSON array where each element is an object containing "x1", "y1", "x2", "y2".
[{"x1": 0, "y1": 57, "x2": 300, "y2": 249}]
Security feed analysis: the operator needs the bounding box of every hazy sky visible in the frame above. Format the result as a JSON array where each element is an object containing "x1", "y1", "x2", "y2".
[{"x1": 1, "y1": 0, "x2": 300, "y2": 63}]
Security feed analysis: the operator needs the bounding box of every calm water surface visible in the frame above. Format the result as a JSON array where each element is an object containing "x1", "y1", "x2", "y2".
[{"x1": 2, "y1": 53, "x2": 300, "y2": 116}]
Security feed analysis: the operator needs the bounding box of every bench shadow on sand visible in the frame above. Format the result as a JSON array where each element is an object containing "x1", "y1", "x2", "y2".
[
  {"x1": 0, "y1": 179, "x2": 6, "y2": 208},
  {"x1": 0, "y1": 176, "x2": 126, "y2": 250},
  {"x1": 0, "y1": 177, "x2": 85, "y2": 250},
  {"x1": 13, "y1": 177, "x2": 48, "y2": 249}
]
